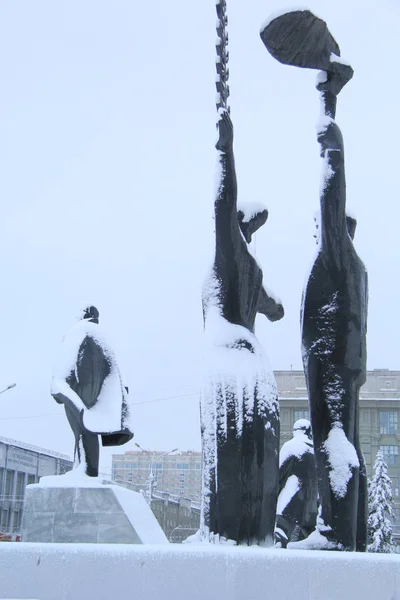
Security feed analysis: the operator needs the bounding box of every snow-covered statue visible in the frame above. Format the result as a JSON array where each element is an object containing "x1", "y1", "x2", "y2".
[
  {"x1": 275, "y1": 419, "x2": 318, "y2": 548},
  {"x1": 51, "y1": 305, "x2": 133, "y2": 476},
  {"x1": 301, "y1": 85, "x2": 368, "y2": 551},
  {"x1": 200, "y1": 2, "x2": 284, "y2": 546},
  {"x1": 261, "y1": 8, "x2": 368, "y2": 552},
  {"x1": 201, "y1": 108, "x2": 284, "y2": 546}
]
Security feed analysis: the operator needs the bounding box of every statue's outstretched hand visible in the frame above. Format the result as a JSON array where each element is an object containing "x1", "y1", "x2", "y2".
[
  {"x1": 216, "y1": 108, "x2": 233, "y2": 152},
  {"x1": 316, "y1": 60, "x2": 353, "y2": 97}
]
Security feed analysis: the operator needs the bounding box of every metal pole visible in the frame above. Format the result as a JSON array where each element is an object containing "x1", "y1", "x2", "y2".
[
  {"x1": 148, "y1": 456, "x2": 154, "y2": 508},
  {"x1": 134, "y1": 444, "x2": 178, "y2": 507}
]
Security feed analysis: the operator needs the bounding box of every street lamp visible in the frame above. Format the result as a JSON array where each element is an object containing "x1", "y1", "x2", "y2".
[
  {"x1": 0, "y1": 383, "x2": 16, "y2": 396},
  {"x1": 134, "y1": 443, "x2": 178, "y2": 506}
]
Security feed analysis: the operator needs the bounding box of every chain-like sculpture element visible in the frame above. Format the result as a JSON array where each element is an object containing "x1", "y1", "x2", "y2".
[{"x1": 215, "y1": 0, "x2": 230, "y2": 113}]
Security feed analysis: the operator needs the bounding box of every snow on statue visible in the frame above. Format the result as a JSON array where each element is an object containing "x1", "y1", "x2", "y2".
[
  {"x1": 368, "y1": 450, "x2": 395, "y2": 553},
  {"x1": 51, "y1": 305, "x2": 133, "y2": 476},
  {"x1": 275, "y1": 419, "x2": 318, "y2": 548},
  {"x1": 200, "y1": 108, "x2": 284, "y2": 546}
]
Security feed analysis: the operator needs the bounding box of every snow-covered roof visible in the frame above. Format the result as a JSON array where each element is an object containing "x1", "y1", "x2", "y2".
[{"x1": 0, "y1": 436, "x2": 71, "y2": 461}]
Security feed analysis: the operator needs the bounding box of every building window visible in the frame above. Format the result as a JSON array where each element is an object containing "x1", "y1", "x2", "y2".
[
  {"x1": 5, "y1": 471, "x2": 14, "y2": 497},
  {"x1": 176, "y1": 463, "x2": 190, "y2": 470},
  {"x1": 15, "y1": 472, "x2": 25, "y2": 500},
  {"x1": 1, "y1": 509, "x2": 9, "y2": 532},
  {"x1": 12, "y1": 511, "x2": 19, "y2": 533},
  {"x1": 379, "y1": 411, "x2": 398, "y2": 435},
  {"x1": 27, "y1": 474, "x2": 36, "y2": 486},
  {"x1": 380, "y1": 445, "x2": 399, "y2": 466},
  {"x1": 195, "y1": 463, "x2": 201, "y2": 470},
  {"x1": 294, "y1": 409, "x2": 309, "y2": 422}
]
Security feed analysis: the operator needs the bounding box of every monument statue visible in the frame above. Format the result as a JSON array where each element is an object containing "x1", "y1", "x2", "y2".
[
  {"x1": 51, "y1": 305, "x2": 133, "y2": 477},
  {"x1": 200, "y1": 0, "x2": 284, "y2": 546},
  {"x1": 274, "y1": 419, "x2": 318, "y2": 548},
  {"x1": 261, "y1": 9, "x2": 368, "y2": 551},
  {"x1": 23, "y1": 307, "x2": 167, "y2": 545}
]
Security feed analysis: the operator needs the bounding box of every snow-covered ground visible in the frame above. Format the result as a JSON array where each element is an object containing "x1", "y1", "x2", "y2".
[{"x1": 0, "y1": 543, "x2": 399, "y2": 600}]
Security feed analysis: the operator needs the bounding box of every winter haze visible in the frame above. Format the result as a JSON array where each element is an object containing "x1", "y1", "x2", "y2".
[{"x1": 0, "y1": 0, "x2": 398, "y2": 476}]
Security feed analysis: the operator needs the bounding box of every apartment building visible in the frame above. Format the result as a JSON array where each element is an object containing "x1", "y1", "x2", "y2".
[{"x1": 112, "y1": 450, "x2": 201, "y2": 500}]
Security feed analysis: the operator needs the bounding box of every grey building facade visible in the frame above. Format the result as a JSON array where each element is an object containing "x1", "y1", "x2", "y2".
[{"x1": 0, "y1": 436, "x2": 72, "y2": 537}]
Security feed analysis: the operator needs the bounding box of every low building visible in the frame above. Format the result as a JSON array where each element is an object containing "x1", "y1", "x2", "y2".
[
  {"x1": 0, "y1": 436, "x2": 72, "y2": 536},
  {"x1": 151, "y1": 493, "x2": 200, "y2": 542}
]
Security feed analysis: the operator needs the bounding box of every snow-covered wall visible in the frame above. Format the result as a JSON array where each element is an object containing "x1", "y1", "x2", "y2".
[{"x1": 0, "y1": 544, "x2": 399, "y2": 600}]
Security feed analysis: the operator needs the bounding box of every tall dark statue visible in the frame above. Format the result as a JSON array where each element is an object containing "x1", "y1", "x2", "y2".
[
  {"x1": 261, "y1": 9, "x2": 368, "y2": 551},
  {"x1": 200, "y1": 1, "x2": 284, "y2": 547},
  {"x1": 301, "y1": 85, "x2": 368, "y2": 551},
  {"x1": 51, "y1": 305, "x2": 133, "y2": 477},
  {"x1": 274, "y1": 419, "x2": 318, "y2": 548}
]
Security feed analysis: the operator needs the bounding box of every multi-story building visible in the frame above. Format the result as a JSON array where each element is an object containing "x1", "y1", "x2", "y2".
[
  {"x1": 112, "y1": 450, "x2": 201, "y2": 500},
  {"x1": 276, "y1": 369, "x2": 400, "y2": 538},
  {"x1": 0, "y1": 436, "x2": 72, "y2": 537}
]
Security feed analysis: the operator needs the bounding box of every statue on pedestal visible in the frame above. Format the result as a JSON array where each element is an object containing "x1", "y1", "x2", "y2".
[
  {"x1": 261, "y1": 9, "x2": 368, "y2": 551},
  {"x1": 51, "y1": 305, "x2": 133, "y2": 477},
  {"x1": 201, "y1": 1, "x2": 284, "y2": 546}
]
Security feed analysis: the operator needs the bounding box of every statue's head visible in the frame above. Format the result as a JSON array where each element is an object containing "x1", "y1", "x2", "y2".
[
  {"x1": 237, "y1": 203, "x2": 268, "y2": 244},
  {"x1": 293, "y1": 418, "x2": 312, "y2": 440},
  {"x1": 313, "y1": 211, "x2": 357, "y2": 244},
  {"x1": 81, "y1": 305, "x2": 99, "y2": 324}
]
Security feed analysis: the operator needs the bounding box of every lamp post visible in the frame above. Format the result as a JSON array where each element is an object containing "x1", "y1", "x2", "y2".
[
  {"x1": 0, "y1": 383, "x2": 16, "y2": 396},
  {"x1": 134, "y1": 443, "x2": 178, "y2": 506}
]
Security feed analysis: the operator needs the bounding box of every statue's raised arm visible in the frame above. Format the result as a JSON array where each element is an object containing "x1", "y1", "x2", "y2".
[
  {"x1": 316, "y1": 62, "x2": 353, "y2": 265},
  {"x1": 214, "y1": 109, "x2": 240, "y2": 255}
]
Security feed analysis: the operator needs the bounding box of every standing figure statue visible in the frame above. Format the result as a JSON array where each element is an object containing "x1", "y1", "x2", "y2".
[
  {"x1": 300, "y1": 66, "x2": 368, "y2": 551},
  {"x1": 260, "y1": 7, "x2": 368, "y2": 552},
  {"x1": 51, "y1": 305, "x2": 133, "y2": 477},
  {"x1": 274, "y1": 419, "x2": 318, "y2": 548},
  {"x1": 201, "y1": 106, "x2": 284, "y2": 545}
]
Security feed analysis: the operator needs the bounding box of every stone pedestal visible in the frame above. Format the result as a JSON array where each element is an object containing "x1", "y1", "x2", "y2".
[{"x1": 21, "y1": 475, "x2": 169, "y2": 544}]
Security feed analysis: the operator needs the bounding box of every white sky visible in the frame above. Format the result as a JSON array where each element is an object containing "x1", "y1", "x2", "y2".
[{"x1": 0, "y1": 0, "x2": 398, "y2": 476}]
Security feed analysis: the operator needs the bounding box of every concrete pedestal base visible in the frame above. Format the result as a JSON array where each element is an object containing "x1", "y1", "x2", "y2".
[
  {"x1": 1, "y1": 544, "x2": 400, "y2": 600},
  {"x1": 21, "y1": 474, "x2": 168, "y2": 544}
]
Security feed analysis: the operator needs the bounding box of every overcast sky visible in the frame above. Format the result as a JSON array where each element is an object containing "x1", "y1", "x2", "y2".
[{"x1": 0, "y1": 0, "x2": 398, "y2": 475}]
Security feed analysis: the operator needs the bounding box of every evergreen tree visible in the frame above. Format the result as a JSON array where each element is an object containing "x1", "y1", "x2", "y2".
[{"x1": 368, "y1": 450, "x2": 396, "y2": 553}]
